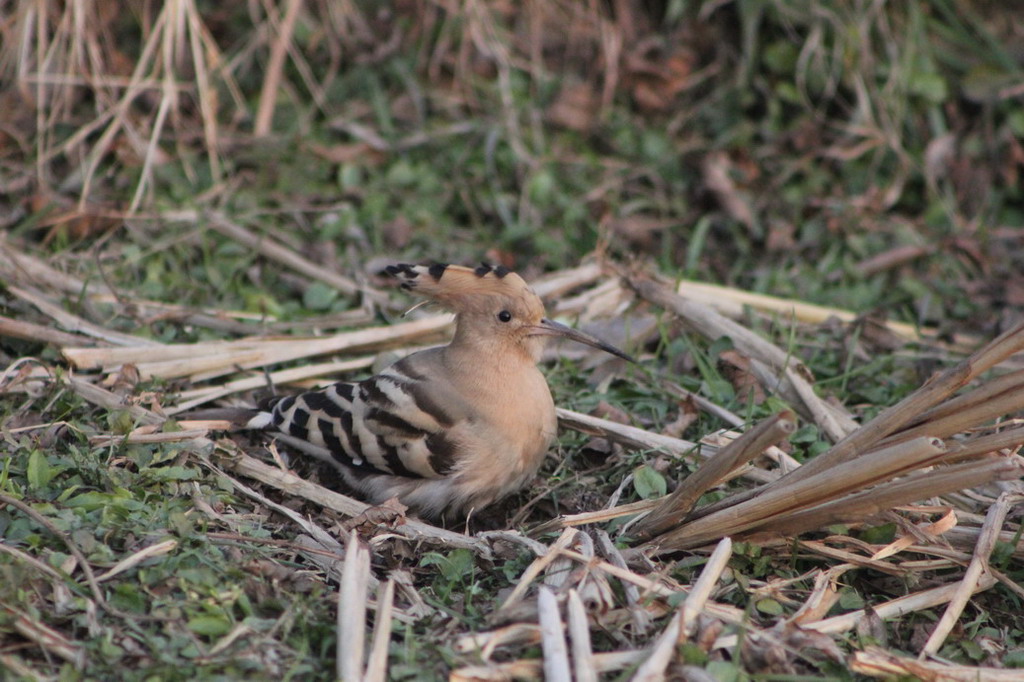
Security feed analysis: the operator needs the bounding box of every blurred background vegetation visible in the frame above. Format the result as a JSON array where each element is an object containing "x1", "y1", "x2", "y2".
[{"x1": 2, "y1": 0, "x2": 1022, "y2": 335}]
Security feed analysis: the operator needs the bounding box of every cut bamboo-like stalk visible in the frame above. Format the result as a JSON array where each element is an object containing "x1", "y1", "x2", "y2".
[
  {"x1": 904, "y1": 368, "x2": 1024, "y2": 428},
  {"x1": 742, "y1": 458, "x2": 1022, "y2": 541},
  {"x1": 647, "y1": 437, "x2": 948, "y2": 552},
  {"x1": 364, "y1": 578, "x2": 396, "y2": 682},
  {"x1": 633, "y1": 411, "x2": 796, "y2": 538},
  {"x1": 556, "y1": 408, "x2": 777, "y2": 485},
  {"x1": 338, "y1": 530, "x2": 369, "y2": 682},
  {"x1": 877, "y1": 381, "x2": 1024, "y2": 447},
  {"x1": 951, "y1": 426, "x2": 1024, "y2": 460},
  {"x1": 773, "y1": 319, "x2": 1024, "y2": 485},
  {"x1": 675, "y1": 279, "x2": 930, "y2": 342},
  {"x1": 566, "y1": 589, "x2": 597, "y2": 682},
  {"x1": 628, "y1": 272, "x2": 856, "y2": 445},
  {"x1": 538, "y1": 587, "x2": 571, "y2": 682},
  {"x1": 627, "y1": 272, "x2": 794, "y2": 371},
  {"x1": 63, "y1": 314, "x2": 453, "y2": 378}
]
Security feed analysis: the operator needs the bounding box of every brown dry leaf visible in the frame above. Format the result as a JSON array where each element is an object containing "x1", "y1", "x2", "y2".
[
  {"x1": 101, "y1": 363, "x2": 141, "y2": 396},
  {"x1": 765, "y1": 220, "x2": 796, "y2": 252},
  {"x1": 591, "y1": 400, "x2": 630, "y2": 425},
  {"x1": 309, "y1": 142, "x2": 386, "y2": 165},
  {"x1": 662, "y1": 398, "x2": 699, "y2": 439},
  {"x1": 870, "y1": 509, "x2": 957, "y2": 560},
  {"x1": 605, "y1": 214, "x2": 678, "y2": 249},
  {"x1": 381, "y1": 216, "x2": 413, "y2": 249},
  {"x1": 702, "y1": 152, "x2": 756, "y2": 229},
  {"x1": 547, "y1": 81, "x2": 599, "y2": 133},
  {"x1": 29, "y1": 192, "x2": 122, "y2": 243},
  {"x1": 626, "y1": 46, "x2": 695, "y2": 112},
  {"x1": 338, "y1": 496, "x2": 408, "y2": 536},
  {"x1": 719, "y1": 349, "x2": 766, "y2": 405}
]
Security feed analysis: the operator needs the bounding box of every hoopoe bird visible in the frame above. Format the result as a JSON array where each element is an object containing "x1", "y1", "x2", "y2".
[{"x1": 248, "y1": 263, "x2": 632, "y2": 518}]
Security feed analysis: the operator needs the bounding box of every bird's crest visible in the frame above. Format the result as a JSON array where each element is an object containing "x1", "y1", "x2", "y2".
[{"x1": 382, "y1": 263, "x2": 539, "y2": 315}]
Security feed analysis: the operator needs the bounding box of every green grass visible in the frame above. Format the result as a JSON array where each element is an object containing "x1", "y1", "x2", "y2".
[{"x1": 2, "y1": 0, "x2": 1023, "y2": 678}]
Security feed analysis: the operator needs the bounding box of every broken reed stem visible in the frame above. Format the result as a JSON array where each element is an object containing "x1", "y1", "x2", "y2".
[
  {"x1": 364, "y1": 578, "x2": 396, "y2": 682},
  {"x1": 904, "y1": 368, "x2": 1024, "y2": 429},
  {"x1": 646, "y1": 437, "x2": 948, "y2": 552},
  {"x1": 538, "y1": 587, "x2": 572, "y2": 682},
  {"x1": 806, "y1": 573, "x2": 999, "y2": 635},
  {"x1": 63, "y1": 315, "x2": 451, "y2": 380},
  {"x1": 782, "y1": 319, "x2": 1024, "y2": 484},
  {"x1": 681, "y1": 537, "x2": 733, "y2": 637},
  {"x1": 633, "y1": 411, "x2": 796, "y2": 539},
  {"x1": 626, "y1": 271, "x2": 793, "y2": 371},
  {"x1": 566, "y1": 589, "x2": 597, "y2": 682},
  {"x1": 876, "y1": 379, "x2": 1024, "y2": 447},
  {"x1": 556, "y1": 408, "x2": 777, "y2": 485},
  {"x1": 338, "y1": 530, "x2": 369, "y2": 682},
  {"x1": 951, "y1": 426, "x2": 1024, "y2": 460},
  {"x1": 921, "y1": 492, "x2": 1021, "y2": 657},
  {"x1": 745, "y1": 457, "x2": 1023, "y2": 540},
  {"x1": 628, "y1": 271, "x2": 855, "y2": 445},
  {"x1": 0, "y1": 314, "x2": 100, "y2": 347}
]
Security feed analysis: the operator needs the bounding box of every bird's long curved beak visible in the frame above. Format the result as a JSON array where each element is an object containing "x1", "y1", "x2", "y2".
[{"x1": 531, "y1": 318, "x2": 636, "y2": 363}]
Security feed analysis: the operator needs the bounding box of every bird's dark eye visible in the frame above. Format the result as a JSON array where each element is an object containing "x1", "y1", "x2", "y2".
[{"x1": 497, "y1": 310, "x2": 512, "y2": 323}]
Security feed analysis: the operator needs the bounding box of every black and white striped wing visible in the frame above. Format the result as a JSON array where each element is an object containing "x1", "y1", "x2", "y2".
[{"x1": 250, "y1": 358, "x2": 465, "y2": 479}]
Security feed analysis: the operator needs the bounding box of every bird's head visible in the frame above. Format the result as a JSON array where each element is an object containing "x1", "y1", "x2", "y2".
[{"x1": 383, "y1": 262, "x2": 634, "y2": 364}]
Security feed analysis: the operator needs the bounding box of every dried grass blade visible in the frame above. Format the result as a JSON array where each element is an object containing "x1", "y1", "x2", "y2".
[
  {"x1": 219, "y1": 451, "x2": 489, "y2": 555},
  {"x1": 921, "y1": 492, "x2": 1022, "y2": 657},
  {"x1": 537, "y1": 587, "x2": 571, "y2": 682},
  {"x1": 807, "y1": 572, "x2": 998, "y2": 635},
  {"x1": 338, "y1": 530, "x2": 370, "y2": 682},
  {"x1": 566, "y1": 589, "x2": 597, "y2": 682},
  {"x1": 254, "y1": 0, "x2": 303, "y2": 137},
  {"x1": 364, "y1": 578, "x2": 395, "y2": 682},
  {"x1": 95, "y1": 539, "x2": 177, "y2": 582},
  {"x1": 681, "y1": 537, "x2": 733, "y2": 638},
  {"x1": 852, "y1": 646, "x2": 1024, "y2": 681}
]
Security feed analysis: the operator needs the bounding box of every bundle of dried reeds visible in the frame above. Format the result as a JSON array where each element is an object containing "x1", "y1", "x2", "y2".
[{"x1": 619, "y1": 271, "x2": 1024, "y2": 553}]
